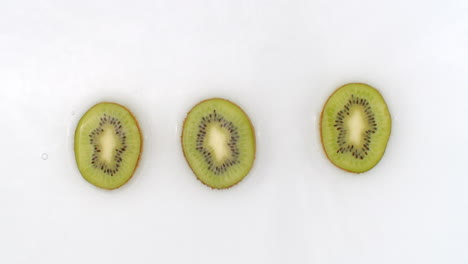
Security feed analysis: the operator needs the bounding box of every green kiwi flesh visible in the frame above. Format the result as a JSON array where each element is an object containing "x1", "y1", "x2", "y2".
[
  {"x1": 182, "y1": 98, "x2": 256, "y2": 189},
  {"x1": 321, "y1": 83, "x2": 391, "y2": 173},
  {"x1": 74, "y1": 102, "x2": 142, "y2": 189}
]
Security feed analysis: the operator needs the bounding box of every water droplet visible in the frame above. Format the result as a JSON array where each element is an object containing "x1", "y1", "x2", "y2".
[{"x1": 41, "y1": 153, "x2": 48, "y2": 160}]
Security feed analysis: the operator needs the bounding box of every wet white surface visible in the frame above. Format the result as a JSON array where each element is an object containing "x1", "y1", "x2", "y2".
[{"x1": 0, "y1": 0, "x2": 467, "y2": 263}]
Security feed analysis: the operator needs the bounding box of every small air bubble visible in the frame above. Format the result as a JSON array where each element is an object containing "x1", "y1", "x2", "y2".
[{"x1": 41, "y1": 153, "x2": 48, "y2": 160}]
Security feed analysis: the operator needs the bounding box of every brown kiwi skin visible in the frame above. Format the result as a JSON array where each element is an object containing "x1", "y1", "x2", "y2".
[
  {"x1": 75, "y1": 102, "x2": 143, "y2": 190},
  {"x1": 319, "y1": 83, "x2": 391, "y2": 174},
  {"x1": 181, "y1": 98, "x2": 256, "y2": 190}
]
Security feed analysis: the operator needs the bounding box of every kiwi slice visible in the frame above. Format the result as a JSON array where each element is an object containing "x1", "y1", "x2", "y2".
[
  {"x1": 182, "y1": 98, "x2": 256, "y2": 189},
  {"x1": 320, "y1": 83, "x2": 391, "y2": 173},
  {"x1": 74, "y1": 102, "x2": 142, "y2": 189}
]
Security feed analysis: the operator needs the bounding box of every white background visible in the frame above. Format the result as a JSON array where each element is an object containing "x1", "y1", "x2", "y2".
[{"x1": 0, "y1": 0, "x2": 467, "y2": 263}]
